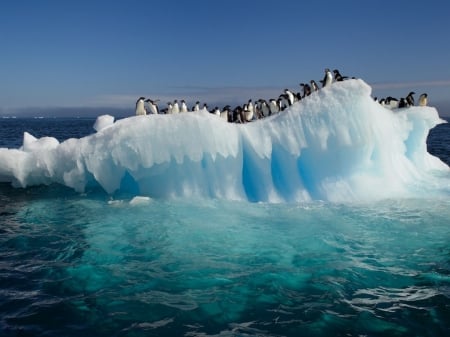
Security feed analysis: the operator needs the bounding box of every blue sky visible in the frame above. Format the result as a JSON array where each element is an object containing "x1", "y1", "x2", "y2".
[{"x1": 1, "y1": 0, "x2": 450, "y2": 116}]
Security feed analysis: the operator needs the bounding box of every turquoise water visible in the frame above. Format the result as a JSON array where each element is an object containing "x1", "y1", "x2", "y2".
[
  {"x1": 0, "y1": 118, "x2": 449, "y2": 336},
  {"x1": 1, "y1": 186, "x2": 449, "y2": 336}
]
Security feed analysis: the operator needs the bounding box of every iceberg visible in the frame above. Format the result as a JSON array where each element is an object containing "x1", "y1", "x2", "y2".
[{"x1": 0, "y1": 79, "x2": 448, "y2": 202}]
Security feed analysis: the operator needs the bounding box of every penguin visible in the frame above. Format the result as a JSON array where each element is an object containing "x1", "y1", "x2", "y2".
[
  {"x1": 212, "y1": 106, "x2": 221, "y2": 116},
  {"x1": 398, "y1": 97, "x2": 408, "y2": 108},
  {"x1": 247, "y1": 99, "x2": 254, "y2": 115},
  {"x1": 202, "y1": 103, "x2": 209, "y2": 112},
  {"x1": 310, "y1": 80, "x2": 320, "y2": 92},
  {"x1": 152, "y1": 99, "x2": 160, "y2": 114},
  {"x1": 268, "y1": 99, "x2": 279, "y2": 115},
  {"x1": 167, "y1": 102, "x2": 173, "y2": 114},
  {"x1": 172, "y1": 100, "x2": 180, "y2": 113},
  {"x1": 145, "y1": 98, "x2": 159, "y2": 114},
  {"x1": 254, "y1": 102, "x2": 261, "y2": 116},
  {"x1": 192, "y1": 101, "x2": 200, "y2": 111},
  {"x1": 321, "y1": 68, "x2": 333, "y2": 87},
  {"x1": 406, "y1": 92, "x2": 415, "y2": 107},
  {"x1": 300, "y1": 83, "x2": 311, "y2": 97},
  {"x1": 259, "y1": 99, "x2": 270, "y2": 118},
  {"x1": 418, "y1": 93, "x2": 428, "y2": 106},
  {"x1": 386, "y1": 96, "x2": 399, "y2": 109},
  {"x1": 135, "y1": 97, "x2": 146, "y2": 115},
  {"x1": 276, "y1": 98, "x2": 284, "y2": 112},
  {"x1": 333, "y1": 69, "x2": 348, "y2": 81},
  {"x1": 233, "y1": 106, "x2": 243, "y2": 123},
  {"x1": 144, "y1": 98, "x2": 151, "y2": 114},
  {"x1": 180, "y1": 100, "x2": 188, "y2": 113},
  {"x1": 278, "y1": 94, "x2": 289, "y2": 110},
  {"x1": 284, "y1": 89, "x2": 295, "y2": 105},
  {"x1": 254, "y1": 100, "x2": 262, "y2": 119},
  {"x1": 221, "y1": 105, "x2": 230, "y2": 121},
  {"x1": 243, "y1": 106, "x2": 253, "y2": 122}
]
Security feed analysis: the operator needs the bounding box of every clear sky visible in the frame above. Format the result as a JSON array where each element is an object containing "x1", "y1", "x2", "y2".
[{"x1": 1, "y1": 0, "x2": 450, "y2": 116}]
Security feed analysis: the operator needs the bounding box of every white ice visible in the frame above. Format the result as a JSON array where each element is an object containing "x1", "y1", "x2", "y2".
[{"x1": 0, "y1": 79, "x2": 448, "y2": 203}]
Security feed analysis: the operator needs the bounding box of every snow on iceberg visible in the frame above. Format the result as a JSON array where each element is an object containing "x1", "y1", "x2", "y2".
[{"x1": 0, "y1": 79, "x2": 448, "y2": 203}]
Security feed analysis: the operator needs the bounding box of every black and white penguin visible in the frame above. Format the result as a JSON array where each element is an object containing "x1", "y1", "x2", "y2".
[
  {"x1": 321, "y1": 68, "x2": 333, "y2": 88},
  {"x1": 321, "y1": 68, "x2": 333, "y2": 87},
  {"x1": 233, "y1": 106, "x2": 243, "y2": 123},
  {"x1": 276, "y1": 98, "x2": 284, "y2": 112},
  {"x1": 247, "y1": 99, "x2": 254, "y2": 115},
  {"x1": 333, "y1": 69, "x2": 348, "y2": 81},
  {"x1": 144, "y1": 99, "x2": 151, "y2": 114},
  {"x1": 418, "y1": 93, "x2": 428, "y2": 106},
  {"x1": 268, "y1": 99, "x2": 279, "y2": 115},
  {"x1": 243, "y1": 106, "x2": 253, "y2": 122},
  {"x1": 278, "y1": 94, "x2": 289, "y2": 110},
  {"x1": 406, "y1": 92, "x2": 415, "y2": 106},
  {"x1": 310, "y1": 80, "x2": 320, "y2": 92},
  {"x1": 259, "y1": 99, "x2": 270, "y2": 118},
  {"x1": 172, "y1": 100, "x2": 180, "y2": 113},
  {"x1": 221, "y1": 105, "x2": 230, "y2": 121},
  {"x1": 180, "y1": 99, "x2": 188, "y2": 113},
  {"x1": 284, "y1": 89, "x2": 295, "y2": 105},
  {"x1": 202, "y1": 103, "x2": 209, "y2": 112},
  {"x1": 167, "y1": 102, "x2": 173, "y2": 114},
  {"x1": 135, "y1": 97, "x2": 146, "y2": 115},
  {"x1": 385, "y1": 96, "x2": 399, "y2": 109},
  {"x1": 192, "y1": 101, "x2": 200, "y2": 111},
  {"x1": 253, "y1": 100, "x2": 261, "y2": 118},
  {"x1": 398, "y1": 98, "x2": 408, "y2": 108},
  {"x1": 145, "y1": 99, "x2": 159, "y2": 114},
  {"x1": 300, "y1": 83, "x2": 311, "y2": 97}
]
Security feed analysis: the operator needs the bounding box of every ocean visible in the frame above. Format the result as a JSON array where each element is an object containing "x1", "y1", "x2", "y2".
[{"x1": 0, "y1": 117, "x2": 449, "y2": 337}]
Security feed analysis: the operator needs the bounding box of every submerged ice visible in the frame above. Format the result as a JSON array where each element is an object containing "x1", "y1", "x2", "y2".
[{"x1": 0, "y1": 79, "x2": 448, "y2": 202}]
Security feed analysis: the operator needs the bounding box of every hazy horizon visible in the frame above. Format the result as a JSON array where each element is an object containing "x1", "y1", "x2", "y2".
[
  {"x1": 1, "y1": 1, "x2": 450, "y2": 117},
  {"x1": 1, "y1": 91, "x2": 449, "y2": 118}
]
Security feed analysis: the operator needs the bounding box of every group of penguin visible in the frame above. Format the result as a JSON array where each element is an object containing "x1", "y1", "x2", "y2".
[
  {"x1": 135, "y1": 68, "x2": 349, "y2": 122},
  {"x1": 375, "y1": 92, "x2": 428, "y2": 109},
  {"x1": 135, "y1": 68, "x2": 428, "y2": 122}
]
